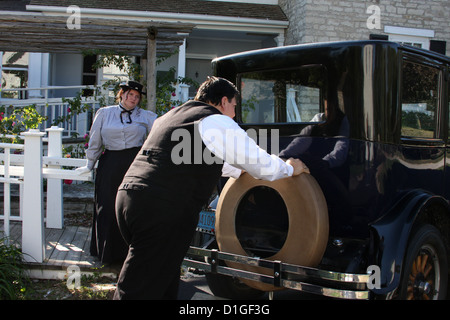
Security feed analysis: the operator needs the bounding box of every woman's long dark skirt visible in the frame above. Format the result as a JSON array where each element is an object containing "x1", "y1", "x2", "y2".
[{"x1": 90, "y1": 147, "x2": 140, "y2": 265}]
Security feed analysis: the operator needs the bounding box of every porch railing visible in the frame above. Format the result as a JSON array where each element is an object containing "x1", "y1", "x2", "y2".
[
  {"x1": 0, "y1": 85, "x2": 103, "y2": 138},
  {"x1": 0, "y1": 126, "x2": 93, "y2": 263}
]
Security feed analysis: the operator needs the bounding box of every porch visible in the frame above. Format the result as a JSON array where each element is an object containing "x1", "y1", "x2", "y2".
[
  {"x1": 0, "y1": 221, "x2": 119, "y2": 280},
  {"x1": 0, "y1": 181, "x2": 118, "y2": 280}
]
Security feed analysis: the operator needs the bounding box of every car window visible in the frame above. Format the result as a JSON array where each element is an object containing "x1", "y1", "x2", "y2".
[
  {"x1": 238, "y1": 65, "x2": 326, "y2": 124},
  {"x1": 401, "y1": 60, "x2": 440, "y2": 139}
]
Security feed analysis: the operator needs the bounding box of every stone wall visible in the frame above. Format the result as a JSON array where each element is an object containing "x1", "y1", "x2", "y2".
[{"x1": 279, "y1": 0, "x2": 450, "y2": 56}]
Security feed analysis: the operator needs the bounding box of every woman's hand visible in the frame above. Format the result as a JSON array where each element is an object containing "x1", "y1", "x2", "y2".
[{"x1": 75, "y1": 166, "x2": 91, "y2": 175}]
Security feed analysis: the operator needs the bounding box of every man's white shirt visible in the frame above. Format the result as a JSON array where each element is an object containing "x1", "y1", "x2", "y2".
[{"x1": 198, "y1": 114, "x2": 293, "y2": 181}]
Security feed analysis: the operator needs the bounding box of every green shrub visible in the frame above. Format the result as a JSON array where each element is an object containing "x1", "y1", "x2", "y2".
[{"x1": 0, "y1": 238, "x2": 30, "y2": 300}]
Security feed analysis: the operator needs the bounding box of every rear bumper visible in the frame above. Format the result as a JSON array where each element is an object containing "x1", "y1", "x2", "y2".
[{"x1": 183, "y1": 246, "x2": 371, "y2": 300}]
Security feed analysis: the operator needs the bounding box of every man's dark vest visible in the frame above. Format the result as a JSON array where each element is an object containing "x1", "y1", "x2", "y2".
[{"x1": 121, "y1": 100, "x2": 223, "y2": 207}]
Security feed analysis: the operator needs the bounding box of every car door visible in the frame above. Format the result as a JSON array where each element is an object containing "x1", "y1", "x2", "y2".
[{"x1": 399, "y1": 54, "x2": 446, "y2": 197}]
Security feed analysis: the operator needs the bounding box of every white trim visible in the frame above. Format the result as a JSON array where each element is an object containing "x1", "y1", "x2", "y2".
[
  {"x1": 384, "y1": 26, "x2": 434, "y2": 38},
  {"x1": 26, "y1": 5, "x2": 289, "y2": 29},
  {"x1": 384, "y1": 26, "x2": 435, "y2": 51},
  {"x1": 208, "y1": 0, "x2": 278, "y2": 4},
  {"x1": 186, "y1": 53, "x2": 217, "y2": 60},
  {"x1": 388, "y1": 34, "x2": 429, "y2": 50},
  {"x1": 188, "y1": 34, "x2": 267, "y2": 43}
]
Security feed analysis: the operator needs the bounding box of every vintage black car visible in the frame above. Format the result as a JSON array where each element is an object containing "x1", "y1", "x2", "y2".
[{"x1": 185, "y1": 40, "x2": 450, "y2": 300}]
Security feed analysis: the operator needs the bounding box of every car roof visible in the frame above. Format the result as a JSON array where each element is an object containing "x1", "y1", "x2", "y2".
[{"x1": 213, "y1": 40, "x2": 450, "y2": 65}]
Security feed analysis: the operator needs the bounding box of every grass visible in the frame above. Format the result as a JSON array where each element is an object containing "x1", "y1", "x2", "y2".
[
  {"x1": 0, "y1": 206, "x2": 118, "y2": 300},
  {"x1": 0, "y1": 237, "x2": 29, "y2": 299},
  {"x1": 0, "y1": 181, "x2": 119, "y2": 300},
  {"x1": 0, "y1": 237, "x2": 116, "y2": 300},
  {"x1": 25, "y1": 275, "x2": 116, "y2": 300}
]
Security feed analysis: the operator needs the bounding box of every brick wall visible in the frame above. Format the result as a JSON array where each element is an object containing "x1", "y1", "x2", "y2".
[{"x1": 279, "y1": 0, "x2": 449, "y2": 56}]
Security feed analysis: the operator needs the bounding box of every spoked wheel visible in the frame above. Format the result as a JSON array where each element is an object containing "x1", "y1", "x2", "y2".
[
  {"x1": 407, "y1": 245, "x2": 441, "y2": 300},
  {"x1": 398, "y1": 224, "x2": 448, "y2": 300}
]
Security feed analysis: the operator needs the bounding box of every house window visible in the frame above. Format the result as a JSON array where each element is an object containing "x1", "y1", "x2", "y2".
[
  {"x1": 390, "y1": 34, "x2": 427, "y2": 49},
  {"x1": 82, "y1": 54, "x2": 97, "y2": 96},
  {"x1": 385, "y1": 26, "x2": 434, "y2": 50},
  {"x1": 1, "y1": 52, "x2": 29, "y2": 99},
  {"x1": 401, "y1": 59, "x2": 440, "y2": 139}
]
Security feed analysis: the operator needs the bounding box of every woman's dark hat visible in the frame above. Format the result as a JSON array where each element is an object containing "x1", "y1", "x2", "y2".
[{"x1": 120, "y1": 80, "x2": 146, "y2": 95}]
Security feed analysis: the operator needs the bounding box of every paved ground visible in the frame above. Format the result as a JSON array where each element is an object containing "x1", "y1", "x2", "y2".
[{"x1": 179, "y1": 271, "x2": 217, "y2": 300}]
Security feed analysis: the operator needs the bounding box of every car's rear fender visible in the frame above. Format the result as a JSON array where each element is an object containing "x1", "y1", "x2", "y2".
[{"x1": 368, "y1": 189, "x2": 449, "y2": 297}]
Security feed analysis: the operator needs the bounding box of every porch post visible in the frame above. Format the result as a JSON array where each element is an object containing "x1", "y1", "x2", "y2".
[
  {"x1": 146, "y1": 27, "x2": 157, "y2": 112},
  {"x1": 0, "y1": 52, "x2": 3, "y2": 100},
  {"x1": 177, "y1": 40, "x2": 190, "y2": 102},
  {"x1": 45, "y1": 126, "x2": 64, "y2": 229},
  {"x1": 177, "y1": 39, "x2": 186, "y2": 79},
  {"x1": 275, "y1": 33, "x2": 285, "y2": 47},
  {"x1": 22, "y1": 129, "x2": 46, "y2": 263},
  {"x1": 28, "y1": 53, "x2": 43, "y2": 98}
]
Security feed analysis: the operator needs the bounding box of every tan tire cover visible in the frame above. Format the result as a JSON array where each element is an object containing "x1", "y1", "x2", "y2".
[{"x1": 215, "y1": 172, "x2": 329, "y2": 291}]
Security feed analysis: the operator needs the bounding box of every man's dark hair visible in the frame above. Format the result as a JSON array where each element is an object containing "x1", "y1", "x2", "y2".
[{"x1": 194, "y1": 76, "x2": 239, "y2": 106}]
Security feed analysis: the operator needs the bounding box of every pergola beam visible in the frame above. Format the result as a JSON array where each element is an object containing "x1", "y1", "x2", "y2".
[
  {"x1": 0, "y1": 11, "x2": 195, "y2": 111},
  {"x1": 0, "y1": 12, "x2": 194, "y2": 56}
]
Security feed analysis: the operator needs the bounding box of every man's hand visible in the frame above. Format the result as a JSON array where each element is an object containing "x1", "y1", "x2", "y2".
[{"x1": 286, "y1": 158, "x2": 310, "y2": 176}]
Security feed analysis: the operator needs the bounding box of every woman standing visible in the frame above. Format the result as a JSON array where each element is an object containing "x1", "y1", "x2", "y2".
[{"x1": 77, "y1": 81, "x2": 157, "y2": 266}]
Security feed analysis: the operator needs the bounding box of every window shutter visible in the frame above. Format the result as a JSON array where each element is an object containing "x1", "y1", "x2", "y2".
[
  {"x1": 370, "y1": 34, "x2": 389, "y2": 40},
  {"x1": 430, "y1": 40, "x2": 446, "y2": 55}
]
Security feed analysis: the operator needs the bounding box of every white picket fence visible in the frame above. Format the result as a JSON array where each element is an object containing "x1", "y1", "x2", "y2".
[{"x1": 0, "y1": 126, "x2": 93, "y2": 263}]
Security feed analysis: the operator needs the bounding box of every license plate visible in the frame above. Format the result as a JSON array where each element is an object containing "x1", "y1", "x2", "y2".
[{"x1": 197, "y1": 209, "x2": 215, "y2": 233}]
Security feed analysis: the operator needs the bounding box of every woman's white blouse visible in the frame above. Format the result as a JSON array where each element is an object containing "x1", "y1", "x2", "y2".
[{"x1": 86, "y1": 105, "x2": 157, "y2": 169}]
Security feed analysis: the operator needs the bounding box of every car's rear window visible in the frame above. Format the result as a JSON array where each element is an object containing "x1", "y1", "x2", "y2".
[{"x1": 238, "y1": 65, "x2": 327, "y2": 124}]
